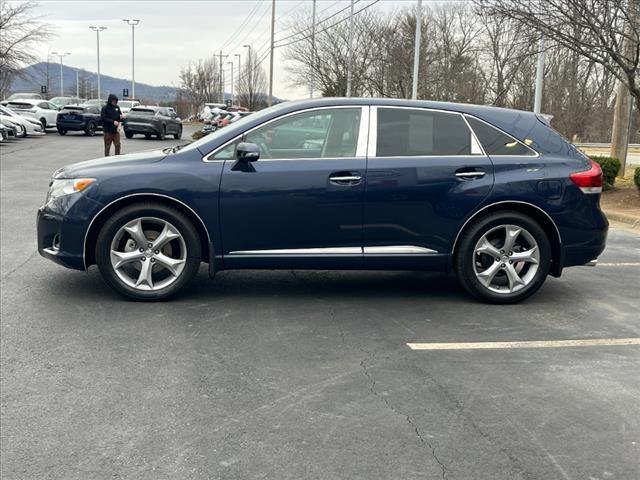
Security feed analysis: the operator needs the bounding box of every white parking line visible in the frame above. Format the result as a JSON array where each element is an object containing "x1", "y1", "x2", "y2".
[
  {"x1": 407, "y1": 338, "x2": 640, "y2": 350},
  {"x1": 596, "y1": 262, "x2": 640, "y2": 266}
]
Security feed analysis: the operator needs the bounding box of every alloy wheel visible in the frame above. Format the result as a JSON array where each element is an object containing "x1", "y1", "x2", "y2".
[
  {"x1": 472, "y1": 224, "x2": 540, "y2": 294},
  {"x1": 109, "y1": 217, "x2": 187, "y2": 291}
]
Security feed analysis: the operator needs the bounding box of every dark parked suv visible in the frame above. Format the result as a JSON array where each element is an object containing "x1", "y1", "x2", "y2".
[
  {"x1": 57, "y1": 104, "x2": 102, "y2": 136},
  {"x1": 37, "y1": 98, "x2": 608, "y2": 302},
  {"x1": 123, "y1": 106, "x2": 182, "y2": 140}
]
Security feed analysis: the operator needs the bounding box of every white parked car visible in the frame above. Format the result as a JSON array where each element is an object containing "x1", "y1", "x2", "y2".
[
  {"x1": 5, "y1": 99, "x2": 60, "y2": 130},
  {"x1": 7, "y1": 92, "x2": 43, "y2": 101},
  {"x1": 0, "y1": 105, "x2": 44, "y2": 136},
  {"x1": 0, "y1": 115, "x2": 25, "y2": 138},
  {"x1": 119, "y1": 100, "x2": 140, "y2": 114}
]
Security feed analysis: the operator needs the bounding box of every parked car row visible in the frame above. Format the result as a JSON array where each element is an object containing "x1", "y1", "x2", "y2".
[
  {"x1": 1, "y1": 94, "x2": 182, "y2": 141},
  {"x1": 201, "y1": 110, "x2": 253, "y2": 136}
]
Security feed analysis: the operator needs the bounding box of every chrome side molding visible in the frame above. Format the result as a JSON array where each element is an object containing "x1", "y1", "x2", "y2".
[{"x1": 227, "y1": 245, "x2": 438, "y2": 257}]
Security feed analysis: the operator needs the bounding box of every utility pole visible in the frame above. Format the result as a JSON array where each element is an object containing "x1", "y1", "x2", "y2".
[
  {"x1": 89, "y1": 26, "x2": 107, "y2": 99},
  {"x1": 76, "y1": 70, "x2": 79, "y2": 97},
  {"x1": 310, "y1": 0, "x2": 316, "y2": 98},
  {"x1": 346, "y1": 0, "x2": 354, "y2": 97},
  {"x1": 411, "y1": 0, "x2": 422, "y2": 100},
  {"x1": 227, "y1": 61, "x2": 234, "y2": 105},
  {"x1": 51, "y1": 51, "x2": 71, "y2": 96},
  {"x1": 217, "y1": 50, "x2": 228, "y2": 103},
  {"x1": 268, "y1": 0, "x2": 276, "y2": 106},
  {"x1": 533, "y1": 38, "x2": 545, "y2": 113},
  {"x1": 122, "y1": 19, "x2": 140, "y2": 99},
  {"x1": 610, "y1": 2, "x2": 638, "y2": 176}
]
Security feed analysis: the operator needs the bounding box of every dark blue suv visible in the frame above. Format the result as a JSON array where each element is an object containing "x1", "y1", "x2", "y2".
[{"x1": 37, "y1": 98, "x2": 607, "y2": 303}]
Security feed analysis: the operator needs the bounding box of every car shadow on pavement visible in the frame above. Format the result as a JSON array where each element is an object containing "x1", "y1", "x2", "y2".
[{"x1": 39, "y1": 266, "x2": 567, "y2": 306}]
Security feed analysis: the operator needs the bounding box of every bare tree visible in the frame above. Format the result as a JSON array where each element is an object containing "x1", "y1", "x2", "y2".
[
  {"x1": 0, "y1": 1, "x2": 52, "y2": 98},
  {"x1": 236, "y1": 46, "x2": 268, "y2": 110},
  {"x1": 476, "y1": 0, "x2": 640, "y2": 112},
  {"x1": 178, "y1": 57, "x2": 220, "y2": 106}
]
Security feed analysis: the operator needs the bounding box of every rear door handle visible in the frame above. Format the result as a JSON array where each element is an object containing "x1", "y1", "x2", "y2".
[{"x1": 329, "y1": 172, "x2": 362, "y2": 185}]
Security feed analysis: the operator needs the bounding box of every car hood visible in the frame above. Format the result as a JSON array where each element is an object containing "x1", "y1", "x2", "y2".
[{"x1": 54, "y1": 149, "x2": 167, "y2": 178}]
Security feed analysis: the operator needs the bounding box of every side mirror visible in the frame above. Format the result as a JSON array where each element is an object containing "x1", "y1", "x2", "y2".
[{"x1": 236, "y1": 142, "x2": 260, "y2": 162}]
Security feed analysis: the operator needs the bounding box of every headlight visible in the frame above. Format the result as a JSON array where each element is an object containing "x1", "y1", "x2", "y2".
[{"x1": 47, "y1": 178, "x2": 95, "y2": 202}]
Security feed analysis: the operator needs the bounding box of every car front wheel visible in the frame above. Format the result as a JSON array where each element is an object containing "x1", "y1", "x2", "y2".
[
  {"x1": 95, "y1": 203, "x2": 202, "y2": 300},
  {"x1": 173, "y1": 126, "x2": 182, "y2": 140},
  {"x1": 125, "y1": 131, "x2": 134, "y2": 139},
  {"x1": 84, "y1": 122, "x2": 96, "y2": 136},
  {"x1": 455, "y1": 211, "x2": 551, "y2": 304}
]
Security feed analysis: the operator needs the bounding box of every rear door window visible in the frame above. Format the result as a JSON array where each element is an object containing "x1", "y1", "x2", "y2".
[
  {"x1": 376, "y1": 108, "x2": 472, "y2": 156},
  {"x1": 466, "y1": 116, "x2": 535, "y2": 156}
]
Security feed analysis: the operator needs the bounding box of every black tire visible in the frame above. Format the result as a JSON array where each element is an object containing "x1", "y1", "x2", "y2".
[
  {"x1": 144, "y1": 133, "x2": 151, "y2": 139},
  {"x1": 157, "y1": 125, "x2": 166, "y2": 140},
  {"x1": 125, "y1": 131, "x2": 134, "y2": 139},
  {"x1": 95, "y1": 202, "x2": 202, "y2": 301},
  {"x1": 173, "y1": 125, "x2": 182, "y2": 140},
  {"x1": 84, "y1": 121, "x2": 96, "y2": 136},
  {"x1": 454, "y1": 211, "x2": 551, "y2": 304},
  {"x1": 57, "y1": 128, "x2": 67, "y2": 135},
  {"x1": 40, "y1": 118, "x2": 47, "y2": 129}
]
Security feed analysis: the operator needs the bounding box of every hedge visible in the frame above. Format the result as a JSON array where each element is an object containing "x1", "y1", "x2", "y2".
[
  {"x1": 634, "y1": 167, "x2": 640, "y2": 192},
  {"x1": 591, "y1": 156, "x2": 621, "y2": 190},
  {"x1": 192, "y1": 130, "x2": 206, "y2": 141}
]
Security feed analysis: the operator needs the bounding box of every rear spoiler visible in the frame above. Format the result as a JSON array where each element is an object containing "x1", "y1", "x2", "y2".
[{"x1": 535, "y1": 113, "x2": 554, "y2": 126}]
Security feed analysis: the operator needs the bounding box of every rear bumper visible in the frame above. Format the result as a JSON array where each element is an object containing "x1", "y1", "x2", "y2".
[
  {"x1": 57, "y1": 121, "x2": 90, "y2": 130},
  {"x1": 124, "y1": 122, "x2": 159, "y2": 134},
  {"x1": 562, "y1": 226, "x2": 608, "y2": 268}
]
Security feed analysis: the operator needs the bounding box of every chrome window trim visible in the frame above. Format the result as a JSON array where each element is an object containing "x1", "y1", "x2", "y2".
[
  {"x1": 226, "y1": 245, "x2": 439, "y2": 257},
  {"x1": 202, "y1": 105, "x2": 369, "y2": 163},
  {"x1": 82, "y1": 192, "x2": 211, "y2": 270},
  {"x1": 463, "y1": 113, "x2": 540, "y2": 158},
  {"x1": 368, "y1": 105, "x2": 487, "y2": 158},
  {"x1": 450, "y1": 200, "x2": 562, "y2": 255}
]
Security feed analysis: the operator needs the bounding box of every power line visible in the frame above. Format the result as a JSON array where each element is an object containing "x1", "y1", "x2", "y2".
[
  {"x1": 275, "y1": 0, "x2": 380, "y2": 49},
  {"x1": 217, "y1": 0, "x2": 265, "y2": 53}
]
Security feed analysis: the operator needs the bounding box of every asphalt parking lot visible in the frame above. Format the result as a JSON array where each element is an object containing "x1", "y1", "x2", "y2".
[{"x1": 1, "y1": 128, "x2": 639, "y2": 480}]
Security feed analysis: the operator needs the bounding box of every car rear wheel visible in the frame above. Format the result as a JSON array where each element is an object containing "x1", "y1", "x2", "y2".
[
  {"x1": 40, "y1": 118, "x2": 47, "y2": 130},
  {"x1": 455, "y1": 211, "x2": 551, "y2": 304},
  {"x1": 84, "y1": 122, "x2": 96, "y2": 136},
  {"x1": 95, "y1": 202, "x2": 202, "y2": 300},
  {"x1": 157, "y1": 125, "x2": 166, "y2": 140},
  {"x1": 57, "y1": 128, "x2": 67, "y2": 135},
  {"x1": 125, "y1": 131, "x2": 134, "y2": 139},
  {"x1": 173, "y1": 126, "x2": 182, "y2": 140},
  {"x1": 144, "y1": 133, "x2": 151, "y2": 139}
]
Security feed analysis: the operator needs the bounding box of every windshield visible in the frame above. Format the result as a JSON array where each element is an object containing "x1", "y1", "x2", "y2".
[
  {"x1": 120, "y1": 101, "x2": 137, "y2": 108},
  {"x1": 130, "y1": 108, "x2": 156, "y2": 115},
  {"x1": 178, "y1": 103, "x2": 287, "y2": 154},
  {"x1": 51, "y1": 97, "x2": 70, "y2": 106}
]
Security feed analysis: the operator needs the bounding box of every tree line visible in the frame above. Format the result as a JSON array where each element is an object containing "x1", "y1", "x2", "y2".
[{"x1": 283, "y1": 1, "x2": 638, "y2": 144}]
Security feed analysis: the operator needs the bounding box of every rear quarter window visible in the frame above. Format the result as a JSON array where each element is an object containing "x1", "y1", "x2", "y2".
[{"x1": 466, "y1": 116, "x2": 536, "y2": 156}]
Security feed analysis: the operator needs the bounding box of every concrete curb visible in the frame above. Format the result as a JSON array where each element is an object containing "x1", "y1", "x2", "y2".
[{"x1": 603, "y1": 209, "x2": 640, "y2": 229}]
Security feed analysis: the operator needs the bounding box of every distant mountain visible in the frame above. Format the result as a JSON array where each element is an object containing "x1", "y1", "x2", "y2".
[{"x1": 9, "y1": 62, "x2": 179, "y2": 102}]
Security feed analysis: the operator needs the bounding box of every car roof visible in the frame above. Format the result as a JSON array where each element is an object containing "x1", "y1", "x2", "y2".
[
  {"x1": 8, "y1": 99, "x2": 41, "y2": 105},
  {"x1": 131, "y1": 105, "x2": 160, "y2": 110}
]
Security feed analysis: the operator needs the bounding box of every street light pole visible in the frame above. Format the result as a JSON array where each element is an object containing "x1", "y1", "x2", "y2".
[
  {"x1": 346, "y1": 0, "x2": 354, "y2": 97},
  {"x1": 89, "y1": 26, "x2": 107, "y2": 99},
  {"x1": 268, "y1": 0, "x2": 276, "y2": 106},
  {"x1": 122, "y1": 19, "x2": 140, "y2": 99},
  {"x1": 234, "y1": 54, "x2": 241, "y2": 105},
  {"x1": 51, "y1": 51, "x2": 71, "y2": 96},
  {"x1": 227, "y1": 61, "x2": 234, "y2": 105},
  {"x1": 310, "y1": 0, "x2": 316, "y2": 98},
  {"x1": 411, "y1": 0, "x2": 422, "y2": 100}
]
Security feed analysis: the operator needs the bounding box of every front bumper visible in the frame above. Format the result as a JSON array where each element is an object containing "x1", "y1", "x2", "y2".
[{"x1": 37, "y1": 193, "x2": 105, "y2": 271}]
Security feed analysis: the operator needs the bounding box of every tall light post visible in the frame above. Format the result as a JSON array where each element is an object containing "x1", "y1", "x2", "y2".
[
  {"x1": 346, "y1": 0, "x2": 354, "y2": 97},
  {"x1": 411, "y1": 0, "x2": 422, "y2": 100},
  {"x1": 51, "y1": 51, "x2": 71, "y2": 96},
  {"x1": 89, "y1": 26, "x2": 107, "y2": 99},
  {"x1": 268, "y1": 0, "x2": 275, "y2": 106},
  {"x1": 122, "y1": 19, "x2": 140, "y2": 99},
  {"x1": 227, "y1": 61, "x2": 234, "y2": 105},
  {"x1": 234, "y1": 54, "x2": 241, "y2": 105}
]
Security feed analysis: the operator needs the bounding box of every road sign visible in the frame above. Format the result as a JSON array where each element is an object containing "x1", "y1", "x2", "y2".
[
  {"x1": 122, "y1": 88, "x2": 129, "y2": 98},
  {"x1": 41, "y1": 85, "x2": 47, "y2": 94}
]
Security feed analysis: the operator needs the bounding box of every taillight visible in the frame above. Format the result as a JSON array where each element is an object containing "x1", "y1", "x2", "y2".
[{"x1": 570, "y1": 159, "x2": 603, "y2": 194}]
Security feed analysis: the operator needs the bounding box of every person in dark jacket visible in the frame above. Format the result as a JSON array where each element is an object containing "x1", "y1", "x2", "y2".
[{"x1": 101, "y1": 94, "x2": 123, "y2": 156}]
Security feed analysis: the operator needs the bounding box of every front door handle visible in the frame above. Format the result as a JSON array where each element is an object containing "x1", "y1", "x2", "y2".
[
  {"x1": 455, "y1": 168, "x2": 486, "y2": 179},
  {"x1": 329, "y1": 172, "x2": 362, "y2": 185}
]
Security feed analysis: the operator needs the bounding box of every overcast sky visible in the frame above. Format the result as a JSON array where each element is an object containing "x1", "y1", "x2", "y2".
[{"x1": 31, "y1": 0, "x2": 417, "y2": 100}]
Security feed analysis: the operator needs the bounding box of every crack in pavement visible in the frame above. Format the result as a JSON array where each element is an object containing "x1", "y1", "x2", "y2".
[
  {"x1": 359, "y1": 356, "x2": 448, "y2": 479},
  {"x1": 2, "y1": 249, "x2": 38, "y2": 279}
]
